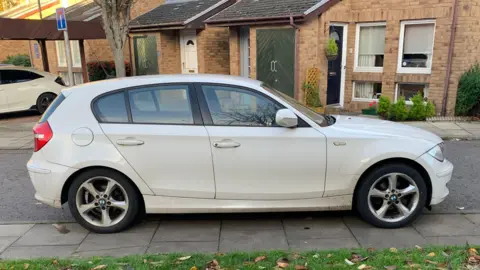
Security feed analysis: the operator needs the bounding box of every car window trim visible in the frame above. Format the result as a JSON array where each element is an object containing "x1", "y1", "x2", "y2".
[
  {"x1": 194, "y1": 83, "x2": 310, "y2": 128},
  {"x1": 91, "y1": 83, "x2": 204, "y2": 126}
]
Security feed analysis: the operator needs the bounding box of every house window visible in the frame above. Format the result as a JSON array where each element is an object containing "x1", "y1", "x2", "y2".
[
  {"x1": 56, "y1": 40, "x2": 82, "y2": 68},
  {"x1": 398, "y1": 20, "x2": 435, "y2": 74},
  {"x1": 396, "y1": 83, "x2": 429, "y2": 104},
  {"x1": 355, "y1": 22, "x2": 386, "y2": 72},
  {"x1": 353, "y1": 82, "x2": 382, "y2": 101}
]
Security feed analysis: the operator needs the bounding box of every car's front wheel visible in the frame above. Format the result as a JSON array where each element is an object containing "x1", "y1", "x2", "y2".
[
  {"x1": 355, "y1": 163, "x2": 427, "y2": 228},
  {"x1": 68, "y1": 169, "x2": 140, "y2": 233}
]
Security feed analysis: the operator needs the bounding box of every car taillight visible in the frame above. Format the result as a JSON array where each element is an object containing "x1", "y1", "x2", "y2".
[{"x1": 33, "y1": 122, "x2": 53, "y2": 152}]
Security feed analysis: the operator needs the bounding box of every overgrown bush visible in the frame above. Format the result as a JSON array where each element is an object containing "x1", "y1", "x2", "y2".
[
  {"x1": 377, "y1": 96, "x2": 391, "y2": 119},
  {"x1": 408, "y1": 93, "x2": 436, "y2": 120},
  {"x1": 456, "y1": 64, "x2": 480, "y2": 116},
  {"x1": 1, "y1": 54, "x2": 31, "y2": 67},
  {"x1": 87, "y1": 61, "x2": 131, "y2": 81},
  {"x1": 389, "y1": 96, "x2": 408, "y2": 121},
  {"x1": 304, "y1": 82, "x2": 322, "y2": 108}
]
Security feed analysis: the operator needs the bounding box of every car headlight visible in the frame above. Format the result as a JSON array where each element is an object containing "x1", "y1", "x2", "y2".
[{"x1": 427, "y1": 143, "x2": 445, "y2": 162}]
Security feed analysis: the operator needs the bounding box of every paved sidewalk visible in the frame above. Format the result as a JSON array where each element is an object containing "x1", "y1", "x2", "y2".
[
  {"x1": 402, "y1": 121, "x2": 480, "y2": 140},
  {"x1": 0, "y1": 214, "x2": 479, "y2": 259}
]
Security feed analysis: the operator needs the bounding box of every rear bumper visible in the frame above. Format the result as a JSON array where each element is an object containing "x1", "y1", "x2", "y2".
[{"x1": 27, "y1": 153, "x2": 77, "y2": 209}]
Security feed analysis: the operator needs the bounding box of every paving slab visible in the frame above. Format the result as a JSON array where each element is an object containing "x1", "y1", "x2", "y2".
[
  {"x1": 73, "y1": 246, "x2": 148, "y2": 258},
  {"x1": 76, "y1": 231, "x2": 154, "y2": 252},
  {"x1": 344, "y1": 217, "x2": 426, "y2": 248},
  {"x1": 456, "y1": 122, "x2": 480, "y2": 130},
  {"x1": 283, "y1": 218, "x2": 353, "y2": 240},
  {"x1": 147, "y1": 242, "x2": 218, "y2": 254},
  {"x1": 0, "y1": 224, "x2": 33, "y2": 237},
  {"x1": 289, "y1": 238, "x2": 360, "y2": 251},
  {"x1": 413, "y1": 214, "x2": 480, "y2": 237},
  {"x1": 442, "y1": 129, "x2": 473, "y2": 137},
  {"x1": 219, "y1": 230, "x2": 288, "y2": 252},
  {"x1": 425, "y1": 236, "x2": 480, "y2": 246},
  {"x1": 153, "y1": 220, "x2": 220, "y2": 242},
  {"x1": 1, "y1": 245, "x2": 78, "y2": 259},
  {"x1": 430, "y1": 122, "x2": 463, "y2": 130},
  {"x1": 222, "y1": 219, "x2": 283, "y2": 231},
  {"x1": 0, "y1": 237, "x2": 18, "y2": 253},
  {"x1": 14, "y1": 223, "x2": 88, "y2": 246},
  {"x1": 465, "y1": 214, "x2": 480, "y2": 224}
]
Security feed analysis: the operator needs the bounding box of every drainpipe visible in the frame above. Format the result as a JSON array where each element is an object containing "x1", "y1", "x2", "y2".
[
  {"x1": 441, "y1": 0, "x2": 459, "y2": 116},
  {"x1": 290, "y1": 16, "x2": 300, "y2": 101}
]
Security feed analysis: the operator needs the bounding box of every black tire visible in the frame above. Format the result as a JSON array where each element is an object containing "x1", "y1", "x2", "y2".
[
  {"x1": 68, "y1": 168, "x2": 141, "y2": 233},
  {"x1": 355, "y1": 163, "x2": 427, "y2": 228},
  {"x1": 36, "y1": 93, "x2": 57, "y2": 114}
]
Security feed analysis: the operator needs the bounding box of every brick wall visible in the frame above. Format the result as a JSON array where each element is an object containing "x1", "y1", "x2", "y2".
[
  {"x1": 197, "y1": 27, "x2": 230, "y2": 74},
  {"x1": 227, "y1": 0, "x2": 479, "y2": 115},
  {"x1": 0, "y1": 40, "x2": 31, "y2": 63},
  {"x1": 229, "y1": 27, "x2": 240, "y2": 76},
  {"x1": 159, "y1": 31, "x2": 181, "y2": 74}
]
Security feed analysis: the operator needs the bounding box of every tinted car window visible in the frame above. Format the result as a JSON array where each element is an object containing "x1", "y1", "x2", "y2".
[
  {"x1": 0, "y1": 70, "x2": 43, "y2": 84},
  {"x1": 128, "y1": 85, "x2": 194, "y2": 124},
  {"x1": 94, "y1": 92, "x2": 129, "y2": 123},
  {"x1": 202, "y1": 85, "x2": 281, "y2": 127}
]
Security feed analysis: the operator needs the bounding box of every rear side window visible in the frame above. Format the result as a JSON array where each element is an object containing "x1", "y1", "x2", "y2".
[
  {"x1": 39, "y1": 93, "x2": 65, "y2": 123},
  {"x1": 128, "y1": 85, "x2": 194, "y2": 124},
  {"x1": 94, "y1": 92, "x2": 129, "y2": 123},
  {"x1": 0, "y1": 70, "x2": 43, "y2": 84}
]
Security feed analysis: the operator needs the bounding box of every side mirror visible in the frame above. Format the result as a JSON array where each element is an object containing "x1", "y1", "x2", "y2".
[{"x1": 275, "y1": 109, "x2": 298, "y2": 128}]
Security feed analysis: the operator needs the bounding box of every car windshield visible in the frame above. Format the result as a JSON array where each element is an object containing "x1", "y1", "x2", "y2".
[{"x1": 262, "y1": 85, "x2": 327, "y2": 126}]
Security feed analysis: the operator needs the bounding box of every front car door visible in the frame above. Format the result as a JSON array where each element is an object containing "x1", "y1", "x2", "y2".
[
  {"x1": 94, "y1": 84, "x2": 215, "y2": 198},
  {"x1": 196, "y1": 83, "x2": 327, "y2": 200}
]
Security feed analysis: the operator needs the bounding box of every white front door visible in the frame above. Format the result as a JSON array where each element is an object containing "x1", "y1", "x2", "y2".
[
  {"x1": 198, "y1": 84, "x2": 327, "y2": 200},
  {"x1": 180, "y1": 30, "x2": 198, "y2": 74},
  {"x1": 97, "y1": 84, "x2": 215, "y2": 199}
]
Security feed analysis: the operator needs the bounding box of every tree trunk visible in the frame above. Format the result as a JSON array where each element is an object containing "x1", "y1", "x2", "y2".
[{"x1": 114, "y1": 47, "x2": 126, "y2": 77}]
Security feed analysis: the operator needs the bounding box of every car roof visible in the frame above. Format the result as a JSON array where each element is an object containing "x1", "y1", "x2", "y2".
[
  {"x1": 63, "y1": 74, "x2": 264, "y2": 97},
  {"x1": 0, "y1": 65, "x2": 57, "y2": 78}
]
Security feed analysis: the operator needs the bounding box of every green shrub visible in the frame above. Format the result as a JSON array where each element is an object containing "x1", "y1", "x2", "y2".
[
  {"x1": 304, "y1": 82, "x2": 322, "y2": 108},
  {"x1": 87, "y1": 61, "x2": 132, "y2": 81},
  {"x1": 1, "y1": 54, "x2": 31, "y2": 67},
  {"x1": 456, "y1": 64, "x2": 480, "y2": 116},
  {"x1": 426, "y1": 101, "x2": 436, "y2": 118},
  {"x1": 389, "y1": 96, "x2": 408, "y2": 121},
  {"x1": 325, "y1": 38, "x2": 338, "y2": 57},
  {"x1": 377, "y1": 96, "x2": 391, "y2": 119},
  {"x1": 408, "y1": 93, "x2": 437, "y2": 120}
]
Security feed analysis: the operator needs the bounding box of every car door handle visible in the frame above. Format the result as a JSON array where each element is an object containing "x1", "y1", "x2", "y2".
[
  {"x1": 213, "y1": 140, "x2": 241, "y2": 149},
  {"x1": 116, "y1": 138, "x2": 144, "y2": 146}
]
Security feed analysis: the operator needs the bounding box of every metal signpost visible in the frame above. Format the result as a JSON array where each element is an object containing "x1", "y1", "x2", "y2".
[{"x1": 56, "y1": 8, "x2": 74, "y2": 86}]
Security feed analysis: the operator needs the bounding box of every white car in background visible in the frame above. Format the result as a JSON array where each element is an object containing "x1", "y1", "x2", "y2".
[
  {"x1": 0, "y1": 66, "x2": 65, "y2": 114},
  {"x1": 27, "y1": 75, "x2": 453, "y2": 233}
]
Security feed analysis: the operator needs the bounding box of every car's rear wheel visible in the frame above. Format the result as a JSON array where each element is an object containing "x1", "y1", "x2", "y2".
[
  {"x1": 355, "y1": 163, "x2": 427, "y2": 228},
  {"x1": 68, "y1": 169, "x2": 140, "y2": 233},
  {"x1": 36, "y1": 93, "x2": 57, "y2": 114}
]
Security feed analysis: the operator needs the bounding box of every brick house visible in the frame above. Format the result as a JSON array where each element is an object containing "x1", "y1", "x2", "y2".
[
  {"x1": 207, "y1": 0, "x2": 480, "y2": 115},
  {"x1": 128, "y1": 0, "x2": 235, "y2": 76}
]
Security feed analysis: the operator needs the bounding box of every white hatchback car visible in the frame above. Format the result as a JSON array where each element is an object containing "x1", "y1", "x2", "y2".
[
  {"x1": 0, "y1": 66, "x2": 64, "y2": 114},
  {"x1": 27, "y1": 75, "x2": 453, "y2": 233}
]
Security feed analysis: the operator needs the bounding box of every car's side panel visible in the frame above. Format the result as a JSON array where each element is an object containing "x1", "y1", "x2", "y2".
[{"x1": 6, "y1": 78, "x2": 46, "y2": 111}]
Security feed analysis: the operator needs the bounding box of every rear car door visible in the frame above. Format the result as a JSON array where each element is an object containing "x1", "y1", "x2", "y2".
[
  {"x1": 94, "y1": 84, "x2": 216, "y2": 198},
  {"x1": 2, "y1": 69, "x2": 44, "y2": 111},
  {"x1": 197, "y1": 83, "x2": 327, "y2": 200}
]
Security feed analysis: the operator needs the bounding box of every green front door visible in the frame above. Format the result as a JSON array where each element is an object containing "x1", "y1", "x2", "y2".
[
  {"x1": 256, "y1": 29, "x2": 295, "y2": 97},
  {"x1": 133, "y1": 36, "x2": 159, "y2": 75}
]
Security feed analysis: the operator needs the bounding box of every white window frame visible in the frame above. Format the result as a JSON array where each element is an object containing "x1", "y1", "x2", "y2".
[
  {"x1": 397, "y1": 19, "x2": 436, "y2": 74},
  {"x1": 55, "y1": 40, "x2": 82, "y2": 68},
  {"x1": 352, "y1": 81, "x2": 382, "y2": 102},
  {"x1": 395, "y1": 83, "x2": 429, "y2": 105},
  {"x1": 354, "y1": 22, "x2": 386, "y2": 73}
]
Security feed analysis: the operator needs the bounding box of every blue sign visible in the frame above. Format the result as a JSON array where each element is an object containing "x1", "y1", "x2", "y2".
[
  {"x1": 56, "y1": 8, "x2": 67, "y2": 31},
  {"x1": 33, "y1": 44, "x2": 40, "y2": 58}
]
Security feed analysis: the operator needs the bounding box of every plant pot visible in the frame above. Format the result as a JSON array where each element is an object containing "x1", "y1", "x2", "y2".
[
  {"x1": 362, "y1": 108, "x2": 377, "y2": 116},
  {"x1": 326, "y1": 54, "x2": 338, "y2": 61}
]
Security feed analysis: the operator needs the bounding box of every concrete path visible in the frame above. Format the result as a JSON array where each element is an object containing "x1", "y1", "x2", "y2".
[
  {"x1": 0, "y1": 214, "x2": 479, "y2": 259},
  {"x1": 402, "y1": 121, "x2": 480, "y2": 140}
]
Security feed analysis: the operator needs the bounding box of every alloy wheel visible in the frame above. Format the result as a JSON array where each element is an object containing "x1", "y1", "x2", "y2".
[
  {"x1": 75, "y1": 177, "x2": 129, "y2": 227},
  {"x1": 367, "y1": 173, "x2": 420, "y2": 223}
]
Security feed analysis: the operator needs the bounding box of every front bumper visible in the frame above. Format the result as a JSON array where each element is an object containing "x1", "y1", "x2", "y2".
[
  {"x1": 27, "y1": 153, "x2": 77, "y2": 209},
  {"x1": 416, "y1": 152, "x2": 454, "y2": 206}
]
